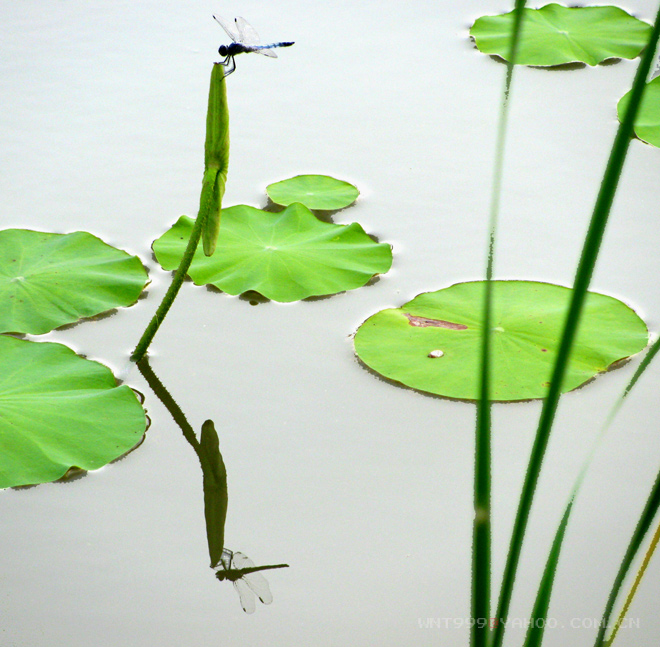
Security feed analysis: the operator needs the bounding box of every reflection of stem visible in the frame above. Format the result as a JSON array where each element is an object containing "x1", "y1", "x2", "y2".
[
  {"x1": 200, "y1": 419, "x2": 228, "y2": 567},
  {"x1": 136, "y1": 358, "x2": 228, "y2": 567},
  {"x1": 136, "y1": 358, "x2": 201, "y2": 452}
]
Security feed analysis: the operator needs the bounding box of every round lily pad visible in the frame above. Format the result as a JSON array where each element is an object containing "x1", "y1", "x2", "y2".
[
  {"x1": 0, "y1": 336, "x2": 147, "y2": 489},
  {"x1": 266, "y1": 175, "x2": 359, "y2": 210},
  {"x1": 153, "y1": 203, "x2": 392, "y2": 302},
  {"x1": 0, "y1": 229, "x2": 149, "y2": 335},
  {"x1": 618, "y1": 75, "x2": 660, "y2": 147},
  {"x1": 354, "y1": 281, "x2": 648, "y2": 401},
  {"x1": 470, "y1": 4, "x2": 652, "y2": 67}
]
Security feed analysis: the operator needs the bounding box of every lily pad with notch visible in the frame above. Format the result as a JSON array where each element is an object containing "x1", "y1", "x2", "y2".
[
  {"x1": 266, "y1": 175, "x2": 359, "y2": 210},
  {"x1": 618, "y1": 75, "x2": 660, "y2": 147},
  {"x1": 0, "y1": 229, "x2": 149, "y2": 335},
  {"x1": 152, "y1": 203, "x2": 392, "y2": 302},
  {"x1": 0, "y1": 336, "x2": 147, "y2": 489},
  {"x1": 470, "y1": 4, "x2": 652, "y2": 67},
  {"x1": 354, "y1": 280, "x2": 648, "y2": 401}
]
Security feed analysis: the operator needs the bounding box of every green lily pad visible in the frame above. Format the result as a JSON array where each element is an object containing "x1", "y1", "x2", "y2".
[
  {"x1": 354, "y1": 281, "x2": 648, "y2": 401},
  {"x1": 0, "y1": 336, "x2": 147, "y2": 489},
  {"x1": 0, "y1": 229, "x2": 149, "y2": 335},
  {"x1": 470, "y1": 4, "x2": 652, "y2": 67},
  {"x1": 266, "y1": 175, "x2": 359, "y2": 210},
  {"x1": 153, "y1": 203, "x2": 392, "y2": 302},
  {"x1": 618, "y1": 75, "x2": 660, "y2": 147}
]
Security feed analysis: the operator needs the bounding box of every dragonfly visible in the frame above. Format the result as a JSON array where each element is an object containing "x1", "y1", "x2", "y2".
[
  {"x1": 214, "y1": 548, "x2": 289, "y2": 613},
  {"x1": 213, "y1": 15, "x2": 294, "y2": 77}
]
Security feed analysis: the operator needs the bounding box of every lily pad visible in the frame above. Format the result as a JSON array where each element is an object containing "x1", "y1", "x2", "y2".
[
  {"x1": 0, "y1": 336, "x2": 147, "y2": 489},
  {"x1": 354, "y1": 281, "x2": 648, "y2": 401},
  {"x1": 153, "y1": 203, "x2": 392, "y2": 302},
  {"x1": 470, "y1": 4, "x2": 652, "y2": 67},
  {"x1": 0, "y1": 229, "x2": 149, "y2": 335},
  {"x1": 618, "y1": 75, "x2": 660, "y2": 147},
  {"x1": 266, "y1": 175, "x2": 359, "y2": 210}
]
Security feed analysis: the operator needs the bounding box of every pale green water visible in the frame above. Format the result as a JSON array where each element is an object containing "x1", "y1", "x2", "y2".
[{"x1": 2, "y1": 1, "x2": 660, "y2": 645}]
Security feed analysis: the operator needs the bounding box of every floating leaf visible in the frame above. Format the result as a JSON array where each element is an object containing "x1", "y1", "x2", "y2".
[
  {"x1": 470, "y1": 4, "x2": 652, "y2": 67},
  {"x1": 0, "y1": 336, "x2": 146, "y2": 489},
  {"x1": 354, "y1": 281, "x2": 648, "y2": 401},
  {"x1": 153, "y1": 203, "x2": 392, "y2": 302},
  {"x1": 266, "y1": 175, "x2": 359, "y2": 210},
  {"x1": 618, "y1": 75, "x2": 660, "y2": 147},
  {"x1": 0, "y1": 229, "x2": 149, "y2": 335}
]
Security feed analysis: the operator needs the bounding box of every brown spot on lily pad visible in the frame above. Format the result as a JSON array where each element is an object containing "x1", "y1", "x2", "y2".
[{"x1": 405, "y1": 313, "x2": 468, "y2": 330}]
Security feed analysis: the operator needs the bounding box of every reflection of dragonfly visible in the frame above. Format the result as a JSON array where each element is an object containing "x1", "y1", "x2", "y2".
[
  {"x1": 213, "y1": 15, "x2": 294, "y2": 77},
  {"x1": 214, "y1": 548, "x2": 289, "y2": 613}
]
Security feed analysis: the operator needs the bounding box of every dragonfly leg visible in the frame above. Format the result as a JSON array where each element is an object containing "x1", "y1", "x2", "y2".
[{"x1": 219, "y1": 55, "x2": 236, "y2": 77}]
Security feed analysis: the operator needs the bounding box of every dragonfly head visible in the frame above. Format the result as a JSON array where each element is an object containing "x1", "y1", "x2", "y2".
[{"x1": 218, "y1": 44, "x2": 229, "y2": 56}]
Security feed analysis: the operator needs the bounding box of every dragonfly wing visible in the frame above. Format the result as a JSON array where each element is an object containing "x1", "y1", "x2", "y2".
[
  {"x1": 218, "y1": 548, "x2": 234, "y2": 570},
  {"x1": 255, "y1": 48, "x2": 278, "y2": 58},
  {"x1": 213, "y1": 15, "x2": 239, "y2": 42},
  {"x1": 242, "y1": 46, "x2": 278, "y2": 58},
  {"x1": 234, "y1": 16, "x2": 261, "y2": 45},
  {"x1": 234, "y1": 578, "x2": 257, "y2": 614},
  {"x1": 231, "y1": 552, "x2": 256, "y2": 569},
  {"x1": 213, "y1": 548, "x2": 234, "y2": 577},
  {"x1": 243, "y1": 571, "x2": 274, "y2": 605}
]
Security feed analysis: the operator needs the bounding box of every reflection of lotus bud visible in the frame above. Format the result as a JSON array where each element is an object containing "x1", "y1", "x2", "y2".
[
  {"x1": 202, "y1": 64, "x2": 230, "y2": 257},
  {"x1": 200, "y1": 420, "x2": 228, "y2": 568}
]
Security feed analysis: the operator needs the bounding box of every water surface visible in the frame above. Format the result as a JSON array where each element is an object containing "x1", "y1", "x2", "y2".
[{"x1": 2, "y1": 1, "x2": 660, "y2": 645}]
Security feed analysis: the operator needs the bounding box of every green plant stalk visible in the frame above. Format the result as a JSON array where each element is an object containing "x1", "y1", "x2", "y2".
[
  {"x1": 599, "y1": 338, "x2": 660, "y2": 645},
  {"x1": 595, "y1": 470, "x2": 660, "y2": 646},
  {"x1": 523, "y1": 501, "x2": 573, "y2": 647},
  {"x1": 131, "y1": 170, "x2": 217, "y2": 363},
  {"x1": 605, "y1": 514, "x2": 660, "y2": 646},
  {"x1": 473, "y1": 270, "x2": 493, "y2": 647},
  {"x1": 203, "y1": 63, "x2": 230, "y2": 256},
  {"x1": 131, "y1": 64, "x2": 229, "y2": 362},
  {"x1": 472, "y1": 3, "x2": 526, "y2": 646},
  {"x1": 518, "y1": 335, "x2": 660, "y2": 647},
  {"x1": 491, "y1": 8, "x2": 660, "y2": 646},
  {"x1": 617, "y1": 334, "x2": 660, "y2": 402}
]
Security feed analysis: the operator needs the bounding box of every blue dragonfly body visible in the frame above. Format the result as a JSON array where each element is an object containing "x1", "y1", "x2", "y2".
[{"x1": 213, "y1": 15, "x2": 294, "y2": 76}]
